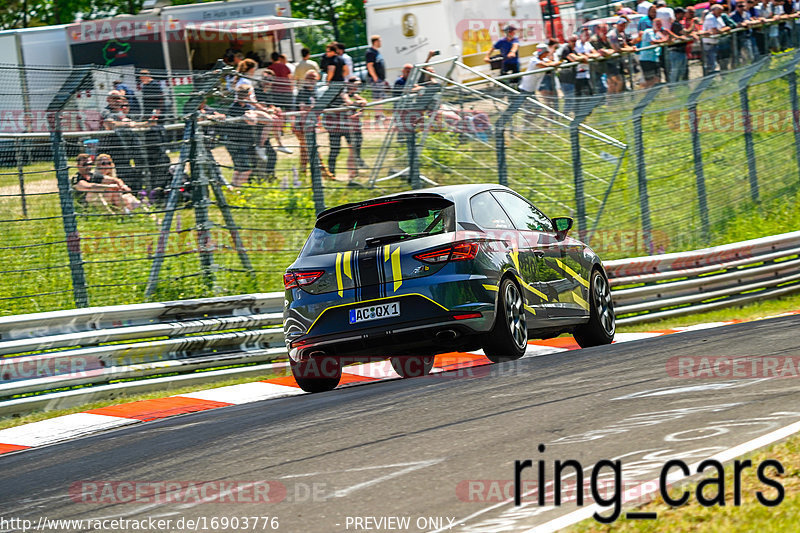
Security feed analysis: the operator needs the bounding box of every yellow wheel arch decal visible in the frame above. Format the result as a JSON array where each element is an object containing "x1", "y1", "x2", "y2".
[{"x1": 383, "y1": 244, "x2": 402, "y2": 292}]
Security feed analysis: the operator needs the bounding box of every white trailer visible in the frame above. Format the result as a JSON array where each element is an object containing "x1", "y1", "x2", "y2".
[{"x1": 365, "y1": 0, "x2": 551, "y2": 83}]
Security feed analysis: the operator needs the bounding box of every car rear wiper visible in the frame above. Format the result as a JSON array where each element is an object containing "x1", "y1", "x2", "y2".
[{"x1": 364, "y1": 232, "x2": 429, "y2": 247}]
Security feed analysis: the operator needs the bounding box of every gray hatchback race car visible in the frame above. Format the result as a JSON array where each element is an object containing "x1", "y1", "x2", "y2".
[{"x1": 283, "y1": 184, "x2": 614, "y2": 392}]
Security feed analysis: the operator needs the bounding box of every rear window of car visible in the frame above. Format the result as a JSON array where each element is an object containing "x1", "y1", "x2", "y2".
[{"x1": 301, "y1": 197, "x2": 455, "y2": 256}]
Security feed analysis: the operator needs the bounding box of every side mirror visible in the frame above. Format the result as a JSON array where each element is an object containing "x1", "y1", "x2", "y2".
[{"x1": 553, "y1": 217, "x2": 573, "y2": 240}]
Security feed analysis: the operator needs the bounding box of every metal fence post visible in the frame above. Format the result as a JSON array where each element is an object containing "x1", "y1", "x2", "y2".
[
  {"x1": 687, "y1": 76, "x2": 716, "y2": 243},
  {"x1": 569, "y1": 96, "x2": 603, "y2": 240},
  {"x1": 190, "y1": 113, "x2": 216, "y2": 291},
  {"x1": 739, "y1": 60, "x2": 768, "y2": 202},
  {"x1": 631, "y1": 86, "x2": 662, "y2": 255},
  {"x1": 51, "y1": 113, "x2": 89, "y2": 308},
  {"x1": 494, "y1": 93, "x2": 528, "y2": 187},
  {"x1": 407, "y1": 128, "x2": 420, "y2": 189},
  {"x1": 15, "y1": 138, "x2": 27, "y2": 219},
  {"x1": 791, "y1": 71, "x2": 800, "y2": 185}
]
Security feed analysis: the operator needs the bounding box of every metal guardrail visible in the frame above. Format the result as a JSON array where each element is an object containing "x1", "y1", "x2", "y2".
[
  {"x1": 0, "y1": 294, "x2": 285, "y2": 403},
  {"x1": 1, "y1": 231, "x2": 799, "y2": 415},
  {"x1": 606, "y1": 230, "x2": 800, "y2": 325}
]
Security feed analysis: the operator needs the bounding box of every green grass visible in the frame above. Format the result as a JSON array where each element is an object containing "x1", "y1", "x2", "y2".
[
  {"x1": 568, "y1": 427, "x2": 800, "y2": 532},
  {"x1": 1, "y1": 57, "x2": 800, "y2": 316}
]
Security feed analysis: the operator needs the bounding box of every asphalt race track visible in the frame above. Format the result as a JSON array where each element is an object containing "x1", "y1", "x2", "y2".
[{"x1": 1, "y1": 315, "x2": 799, "y2": 532}]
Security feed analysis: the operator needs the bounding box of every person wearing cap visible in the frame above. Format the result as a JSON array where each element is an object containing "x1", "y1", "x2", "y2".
[
  {"x1": 655, "y1": 0, "x2": 675, "y2": 26},
  {"x1": 702, "y1": 4, "x2": 730, "y2": 72},
  {"x1": 731, "y1": 1, "x2": 757, "y2": 62},
  {"x1": 606, "y1": 17, "x2": 635, "y2": 93},
  {"x1": 484, "y1": 25, "x2": 521, "y2": 78},
  {"x1": 519, "y1": 43, "x2": 556, "y2": 95}
]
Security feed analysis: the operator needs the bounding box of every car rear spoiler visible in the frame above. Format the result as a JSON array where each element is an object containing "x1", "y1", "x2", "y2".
[{"x1": 316, "y1": 193, "x2": 452, "y2": 222}]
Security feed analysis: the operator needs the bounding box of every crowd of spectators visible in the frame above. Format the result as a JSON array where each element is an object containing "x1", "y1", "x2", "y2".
[{"x1": 72, "y1": 7, "x2": 800, "y2": 209}]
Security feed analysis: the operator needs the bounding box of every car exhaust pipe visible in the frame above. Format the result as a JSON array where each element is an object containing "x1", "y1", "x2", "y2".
[
  {"x1": 298, "y1": 350, "x2": 326, "y2": 362},
  {"x1": 436, "y1": 329, "x2": 458, "y2": 342}
]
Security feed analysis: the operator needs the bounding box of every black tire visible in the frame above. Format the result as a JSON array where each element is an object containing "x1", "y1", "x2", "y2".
[
  {"x1": 573, "y1": 269, "x2": 615, "y2": 348},
  {"x1": 391, "y1": 355, "x2": 435, "y2": 378},
  {"x1": 483, "y1": 278, "x2": 527, "y2": 363},
  {"x1": 290, "y1": 356, "x2": 342, "y2": 393}
]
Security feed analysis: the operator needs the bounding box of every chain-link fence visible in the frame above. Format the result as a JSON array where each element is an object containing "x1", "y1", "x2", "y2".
[{"x1": 2, "y1": 44, "x2": 800, "y2": 316}]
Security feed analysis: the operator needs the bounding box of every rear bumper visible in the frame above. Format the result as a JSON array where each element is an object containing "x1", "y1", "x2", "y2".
[{"x1": 284, "y1": 279, "x2": 497, "y2": 361}]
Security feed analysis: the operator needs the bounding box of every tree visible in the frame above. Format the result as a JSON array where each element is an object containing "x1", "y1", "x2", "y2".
[{"x1": 291, "y1": 0, "x2": 366, "y2": 52}]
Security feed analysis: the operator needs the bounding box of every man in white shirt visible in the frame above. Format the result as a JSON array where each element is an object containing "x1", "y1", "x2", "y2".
[
  {"x1": 336, "y1": 43, "x2": 354, "y2": 77},
  {"x1": 637, "y1": 0, "x2": 654, "y2": 15},
  {"x1": 655, "y1": 0, "x2": 675, "y2": 26},
  {"x1": 702, "y1": 4, "x2": 727, "y2": 72},
  {"x1": 520, "y1": 43, "x2": 551, "y2": 94}
]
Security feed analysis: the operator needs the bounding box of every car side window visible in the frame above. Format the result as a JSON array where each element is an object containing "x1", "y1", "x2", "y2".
[
  {"x1": 493, "y1": 191, "x2": 554, "y2": 233},
  {"x1": 470, "y1": 192, "x2": 513, "y2": 230}
]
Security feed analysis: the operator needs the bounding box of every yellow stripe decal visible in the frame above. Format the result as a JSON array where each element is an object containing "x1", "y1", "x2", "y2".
[
  {"x1": 383, "y1": 244, "x2": 390, "y2": 262},
  {"x1": 524, "y1": 304, "x2": 536, "y2": 315},
  {"x1": 482, "y1": 284, "x2": 499, "y2": 291},
  {"x1": 305, "y1": 293, "x2": 450, "y2": 335},
  {"x1": 335, "y1": 252, "x2": 343, "y2": 297},
  {"x1": 555, "y1": 258, "x2": 590, "y2": 288},
  {"x1": 343, "y1": 250, "x2": 352, "y2": 280},
  {"x1": 391, "y1": 247, "x2": 402, "y2": 292},
  {"x1": 572, "y1": 288, "x2": 589, "y2": 310},
  {"x1": 515, "y1": 275, "x2": 548, "y2": 302}
]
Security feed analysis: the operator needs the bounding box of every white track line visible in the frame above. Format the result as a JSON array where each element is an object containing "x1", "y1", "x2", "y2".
[
  {"x1": 0, "y1": 413, "x2": 137, "y2": 447},
  {"x1": 178, "y1": 382, "x2": 305, "y2": 405}
]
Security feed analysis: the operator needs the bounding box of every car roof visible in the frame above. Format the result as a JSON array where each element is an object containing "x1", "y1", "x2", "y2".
[{"x1": 316, "y1": 183, "x2": 514, "y2": 221}]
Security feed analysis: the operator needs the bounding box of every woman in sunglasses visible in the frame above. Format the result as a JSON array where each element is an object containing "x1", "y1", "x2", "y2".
[{"x1": 92, "y1": 153, "x2": 144, "y2": 214}]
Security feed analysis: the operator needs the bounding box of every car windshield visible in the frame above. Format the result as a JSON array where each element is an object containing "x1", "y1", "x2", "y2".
[{"x1": 301, "y1": 197, "x2": 455, "y2": 256}]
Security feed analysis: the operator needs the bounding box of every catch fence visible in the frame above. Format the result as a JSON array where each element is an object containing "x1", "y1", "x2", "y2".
[{"x1": 2, "y1": 45, "x2": 800, "y2": 315}]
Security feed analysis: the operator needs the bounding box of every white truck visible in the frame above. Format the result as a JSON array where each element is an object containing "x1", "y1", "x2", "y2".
[{"x1": 365, "y1": 0, "x2": 577, "y2": 83}]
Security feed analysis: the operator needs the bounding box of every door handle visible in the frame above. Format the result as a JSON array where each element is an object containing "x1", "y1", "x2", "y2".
[{"x1": 534, "y1": 251, "x2": 545, "y2": 258}]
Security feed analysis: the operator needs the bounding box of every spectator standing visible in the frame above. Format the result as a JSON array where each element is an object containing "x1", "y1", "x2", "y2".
[
  {"x1": 638, "y1": 18, "x2": 667, "y2": 87},
  {"x1": 293, "y1": 47, "x2": 320, "y2": 82},
  {"x1": 113, "y1": 79, "x2": 141, "y2": 118},
  {"x1": 519, "y1": 43, "x2": 554, "y2": 95},
  {"x1": 639, "y1": 5, "x2": 657, "y2": 32},
  {"x1": 637, "y1": 0, "x2": 654, "y2": 15},
  {"x1": 570, "y1": 28, "x2": 599, "y2": 96},
  {"x1": 394, "y1": 63, "x2": 415, "y2": 95},
  {"x1": 732, "y1": 1, "x2": 756, "y2": 62},
  {"x1": 322, "y1": 43, "x2": 347, "y2": 83},
  {"x1": 269, "y1": 53, "x2": 295, "y2": 110},
  {"x1": 336, "y1": 43, "x2": 354, "y2": 77},
  {"x1": 747, "y1": 0, "x2": 767, "y2": 55},
  {"x1": 590, "y1": 22, "x2": 612, "y2": 94},
  {"x1": 667, "y1": 8, "x2": 690, "y2": 82},
  {"x1": 655, "y1": 0, "x2": 675, "y2": 26},
  {"x1": 607, "y1": 17, "x2": 635, "y2": 93},
  {"x1": 291, "y1": 71, "x2": 335, "y2": 180},
  {"x1": 365, "y1": 35, "x2": 388, "y2": 100},
  {"x1": 484, "y1": 25, "x2": 521, "y2": 79},
  {"x1": 225, "y1": 85, "x2": 259, "y2": 186},
  {"x1": 323, "y1": 84, "x2": 358, "y2": 179},
  {"x1": 99, "y1": 90, "x2": 154, "y2": 192},
  {"x1": 703, "y1": 4, "x2": 729, "y2": 72},
  {"x1": 554, "y1": 35, "x2": 578, "y2": 111},
  {"x1": 138, "y1": 69, "x2": 171, "y2": 189},
  {"x1": 344, "y1": 76, "x2": 368, "y2": 177}
]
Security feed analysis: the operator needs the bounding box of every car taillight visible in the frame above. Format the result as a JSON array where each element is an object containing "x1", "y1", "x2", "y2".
[
  {"x1": 284, "y1": 270, "x2": 324, "y2": 290},
  {"x1": 414, "y1": 242, "x2": 480, "y2": 264}
]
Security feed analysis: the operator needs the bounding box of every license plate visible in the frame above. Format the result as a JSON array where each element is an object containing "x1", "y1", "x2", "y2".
[{"x1": 349, "y1": 302, "x2": 400, "y2": 324}]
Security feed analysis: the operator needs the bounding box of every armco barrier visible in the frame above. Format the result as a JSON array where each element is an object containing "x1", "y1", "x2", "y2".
[
  {"x1": 606, "y1": 230, "x2": 800, "y2": 325},
  {"x1": 1, "y1": 232, "x2": 799, "y2": 416}
]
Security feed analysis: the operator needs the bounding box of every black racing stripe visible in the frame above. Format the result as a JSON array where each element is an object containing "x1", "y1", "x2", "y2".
[{"x1": 358, "y1": 247, "x2": 380, "y2": 301}]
